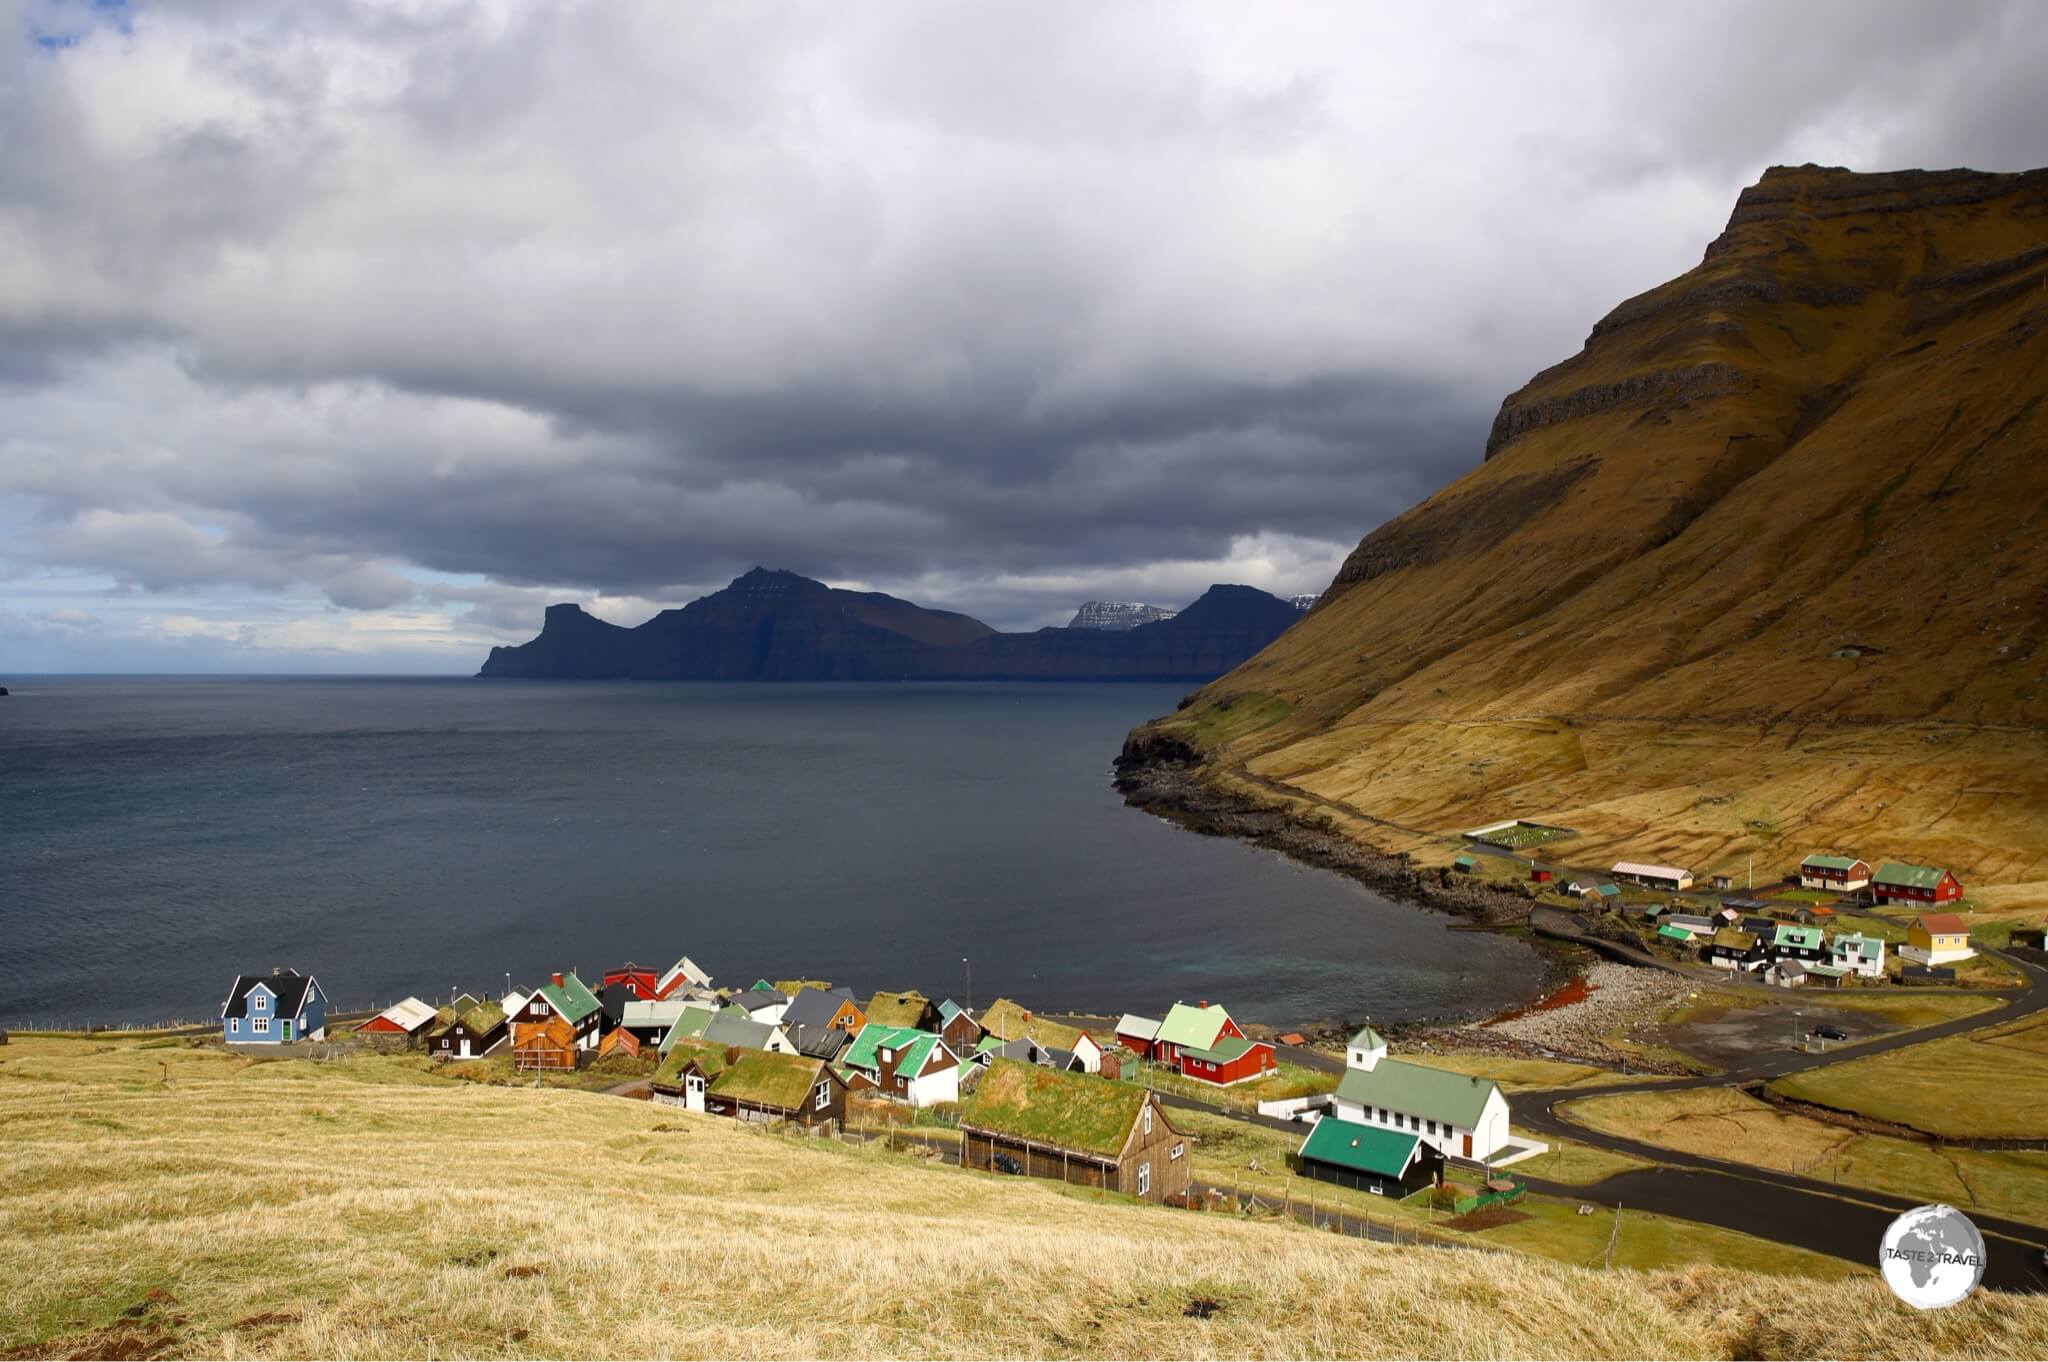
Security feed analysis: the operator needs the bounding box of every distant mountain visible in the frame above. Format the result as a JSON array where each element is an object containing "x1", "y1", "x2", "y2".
[
  {"x1": 1287, "y1": 594, "x2": 1320, "y2": 612},
  {"x1": 478, "y1": 569, "x2": 1302, "y2": 681},
  {"x1": 1066, "y1": 601, "x2": 1179, "y2": 630}
]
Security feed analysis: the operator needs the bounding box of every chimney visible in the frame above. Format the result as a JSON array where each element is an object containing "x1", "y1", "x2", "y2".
[
  {"x1": 552, "y1": 972, "x2": 564, "y2": 988},
  {"x1": 273, "y1": 966, "x2": 286, "y2": 977},
  {"x1": 1198, "y1": 1000, "x2": 1209, "y2": 1009},
  {"x1": 1022, "y1": 1010, "x2": 1033, "y2": 1023}
]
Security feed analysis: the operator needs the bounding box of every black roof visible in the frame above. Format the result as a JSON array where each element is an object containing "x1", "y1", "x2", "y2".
[
  {"x1": 222, "y1": 970, "x2": 317, "y2": 1019},
  {"x1": 793, "y1": 1027, "x2": 851, "y2": 1060},
  {"x1": 781, "y1": 986, "x2": 856, "y2": 1032}
]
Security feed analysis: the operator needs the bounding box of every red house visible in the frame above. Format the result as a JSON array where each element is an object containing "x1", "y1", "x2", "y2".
[
  {"x1": 1177, "y1": 1036, "x2": 1277, "y2": 1087},
  {"x1": 1872, "y1": 862, "x2": 1963, "y2": 906},
  {"x1": 1151, "y1": 1001, "x2": 1246, "y2": 1067},
  {"x1": 1530, "y1": 868, "x2": 1554, "y2": 884},
  {"x1": 602, "y1": 963, "x2": 662, "y2": 1001}
]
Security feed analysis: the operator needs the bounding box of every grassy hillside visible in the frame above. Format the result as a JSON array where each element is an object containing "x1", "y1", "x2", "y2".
[
  {"x1": 1131, "y1": 165, "x2": 2048, "y2": 905},
  {"x1": 6, "y1": 1035, "x2": 2047, "y2": 1359}
]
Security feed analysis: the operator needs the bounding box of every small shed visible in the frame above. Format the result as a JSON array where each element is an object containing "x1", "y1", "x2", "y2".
[
  {"x1": 1294, "y1": 1116, "x2": 1442, "y2": 1197},
  {"x1": 596, "y1": 1026, "x2": 641, "y2": 1061},
  {"x1": 355, "y1": 996, "x2": 439, "y2": 1039},
  {"x1": 1452, "y1": 854, "x2": 1478, "y2": 873}
]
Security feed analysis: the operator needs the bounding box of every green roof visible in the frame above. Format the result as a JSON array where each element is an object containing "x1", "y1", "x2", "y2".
[
  {"x1": 658, "y1": 1005, "x2": 714, "y2": 1054},
  {"x1": 459, "y1": 1000, "x2": 505, "y2": 1033},
  {"x1": 1657, "y1": 924, "x2": 1693, "y2": 941},
  {"x1": 1297, "y1": 1117, "x2": 1421, "y2": 1178},
  {"x1": 863, "y1": 991, "x2": 933, "y2": 1029},
  {"x1": 1773, "y1": 925, "x2": 1824, "y2": 949},
  {"x1": 1452, "y1": 854, "x2": 1477, "y2": 868},
  {"x1": 652, "y1": 1036, "x2": 730, "y2": 1087},
  {"x1": 1593, "y1": 883, "x2": 1621, "y2": 898},
  {"x1": 1876, "y1": 862, "x2": 1948, "y2": 890},
  {"x1": 1801, "y1": 854, "x2": 1862, "y2": 871},
  {"x1": 1334, "y1": 1057, "x2": 1498, "y2": 1128},
  {"x1": 1155, "y1": 1002, "x2": 1233, "y2": 1051},
  {"x1": 537, "y1": 971, "x2": 601, "y2": 1025},
  {"x1": 1833, "y1": 933, "x2": 1877, "y2": 953},
  {"x1": 843, "y1": 1023, "x2": 925, "y2": 1073},
  {"x1": 889, "y1": 1032, "x2": 945, "y2": 1078},
  {"x1": 1348, "y1": 1025, "x2": 1386, "y2": 1052},
  {"x1": 1180, "y1": 1035, "x2": 1261, "y2": 1065},
  {"x1": 706, "y1": 1052, "x2": 828, "y2": 1110},
  {"x1": 959, "y1": 1059, "x2": 1156, "y2": 1158}
]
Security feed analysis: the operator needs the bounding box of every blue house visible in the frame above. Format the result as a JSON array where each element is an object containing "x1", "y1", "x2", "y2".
[{"x1": 221, "y1": 969, "x2": 327, "y2": 1044}]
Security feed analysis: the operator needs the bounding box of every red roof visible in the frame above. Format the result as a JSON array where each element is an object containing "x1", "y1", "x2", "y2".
[{"x1": 1916, "y1": 913, "x2": 1970, "y2": 935}]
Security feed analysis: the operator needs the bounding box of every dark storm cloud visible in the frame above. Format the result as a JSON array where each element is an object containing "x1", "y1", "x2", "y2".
[{"x1": 0, "y1": 0, "x2": 2043, "y2": 663}]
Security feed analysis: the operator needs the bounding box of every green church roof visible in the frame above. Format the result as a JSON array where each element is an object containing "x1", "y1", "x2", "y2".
[{"x1": 1334, "y1": 1057, "x2": 1498, "y2": 1129}]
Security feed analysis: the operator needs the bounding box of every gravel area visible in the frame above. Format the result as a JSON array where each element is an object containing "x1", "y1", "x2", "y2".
[{"x1": 1478, "y1": 963, "x2": 1693, "y2": 1066}]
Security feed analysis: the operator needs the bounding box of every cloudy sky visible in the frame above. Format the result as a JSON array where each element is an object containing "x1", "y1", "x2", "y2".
[{"x1": 3, "y1": 0, "x2": 2043, "y2": 672}]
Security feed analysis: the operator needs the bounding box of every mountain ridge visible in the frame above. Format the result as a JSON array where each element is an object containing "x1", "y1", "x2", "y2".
[
  {"x1": 478, "y1": 568, "x2": 1304, "y2": 682},
  {"x1": 1123, "y1": 163, "x2": 2048, "y2": 901}
]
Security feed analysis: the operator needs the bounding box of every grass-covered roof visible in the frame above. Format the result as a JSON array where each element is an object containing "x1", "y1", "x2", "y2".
[
  {"x1": 653, "y1": 1036, "x2": 730, "y2": 1087},
  {"x1": 959, "y1": 1059, "x2": 1149, "y2": 1158},
  {"x1": 976, "y1": 998, "x2": 1083, "y2": 1051},
  {"x1": 707, "y1": 1052, "x2": 827, "y2": 1111}
]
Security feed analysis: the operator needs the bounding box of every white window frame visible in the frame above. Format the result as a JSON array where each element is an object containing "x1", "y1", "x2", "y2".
[
  {"x1": 1136, "y1": 1162, "x2": 1151, "y2": 1196},
  {"x1": 1142, "y1": 1105, "x2": 1153, "y2": 1135},
  {"x1": 252, "y1": 1017, "x2": 269, "y2": 1034},
  {"x1": 1169, "y1": 1142, "x2": 1183, "y2": 1161},
  {"x1": 814, "y1": 1082, "x2": 829, "y2": 1111}
]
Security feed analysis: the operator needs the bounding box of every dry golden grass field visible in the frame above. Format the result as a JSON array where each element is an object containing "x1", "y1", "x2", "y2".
[{"x1": 4, "y1": 1035, "x2": 2048, "y2": 1359}]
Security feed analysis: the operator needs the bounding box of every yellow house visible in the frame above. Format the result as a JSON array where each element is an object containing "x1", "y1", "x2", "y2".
[{"x1": 1905, "y1": 913, "x2": 1975, "y2": 965}]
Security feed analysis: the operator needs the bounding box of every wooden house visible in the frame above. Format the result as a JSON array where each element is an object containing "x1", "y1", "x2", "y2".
[
  {"x1": 1529, "y1": 867, "x2": 1554, "y2": 884},
  {"x1": 1771, "y1": 924, "x2": 1829, "y2": 963},
  {"x1": 354, "y1": 996, "x2": 439, "y2": 1040},
  {"x1": 1150, "y1": 1001, "x2": 1245, "y2": 1068},
  {"x1": 427, "y1": 999, "x2": 509, "y2": 1061},
  {"x1": 700, "y1": 1006, "x2": 795, "y2": 1054},
  {"x1": 619, "y1": 999, "x2": 692, "y2": 1046},
  {"x1": 781, "y1": 986, "x2": 865, "y2": 1046},
  {"x1": 1830, "y1": 932, "x2": 1885, "y2": 978},
  {"x1": 1114, "y1": 1013, "x2": 1161, "y2": 1059},
  {"x1": 1798, "y1": 855, "x2": 1871, "y2": 891},
  {"x1": 960, "y1": 1059, "x2": 1191, "y2": 1203},
  {"x1": 1874, "y1": 862, "x2": 1963, "y2": 907},
  {"x1": 602, "y1": 963, "x2": 663, "y2": 1002},
  {"x1": 1067, "y1": 1031, "x2": 1105, "y2": 1075},
  {"x1": 1176, "y1": 1035, "x2": 1277, "y2": 1087},
  {"x1": 704, "y1": 1052, "x2": 846, "y2": 1127},
  {"x1": 596, "y1": 1026, "x2": 641, "y2": 1061},
  {"x1": 842, "y1": 1024, "x2": 962, "y2": 1106},
  {"x1": 1294, "y1": 1116, "x2": 1442, "y2": 1197},
  {"x1": 1904, "y1": 913, "x2": 1975, "y2": 964},
  {"x1": 220, "y1": 969, "x2": 327, "y2": 1045},
  {"x1": 1708, "y1": 928, "x2": 1767, "y2": 971},
  {"x1": 649, "y1": 1038, "x2": 729, "y2": 1112},
  {"x1": 935, "y1": 999, "x2": 984, "y2": 1054},
  {"x1": 512, "y1": 971, "x2": 604, "y2": 1071},
  {"x1": 973, "y1": 998, "x2": 1085, "y2": 1055},
  {"x1": 864, "y1": 990, "x2": 941, "y2": 1032},
  {"x1": 655, "y1": 955, "x2": 714, "y2": 998}
]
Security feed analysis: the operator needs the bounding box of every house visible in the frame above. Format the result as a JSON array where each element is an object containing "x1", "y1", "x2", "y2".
[
  {"x1": 960, "y1": 1059, "x2": 1190, "y2": 1203},
  {"x1": 618, "y1": 999, "x2": 693, "y2": 1046},
  {"x1": 977, "y1": 998, "x2": 1085, "y2": 1053},
  {"x1": 655, "y1": 955, "x2": 714, "y2": 998},
  {"x1": 1803, "y1": 963, "x2": 1850, "y2": 988},
  {"x1": 706, "y1": 1051, "x2": 847, "y2": 1127},
  {"x1": 730, "y1": 984, "x2": 792, "y2": 1025},
  {"x1": 1710, "y1": 874, "x2": 1735, "y2": 891},
  {"x1": 1831, "y1": 933, "x2": 1886, "y2": 978},
  {"x1": 596, "y1": 983, "x2": 636, "y2": 1030},
  {"x1": 974, "y1": 1034, "x2": 1050, "y2": 1068},
  {"x1": 1176, "y1": 1034, "x2": 1278, "y2": 1087},
  {"x1": 512, "y1": 971, "x2": 604, "y2": 1071},
  {"x1": 596, "y1": 1026, "x2": 641, "y2": 1061},
  {"x1": 1765, "y1": 957, "x2": 1808, "y2": 989},
  {"x1": 1799, "y1": 855, "x2": 1872, "y2": 892},
  {"x1": 1611, "y1": 861, "x2": 1694, "y2": 891},
  {"x1": 781, "y1": 986, "x2": 866, "y2": 1046},
  {"x1": 220, "y1": 969, "x2": 327, "y2": 1045},
  {"x1": 1873, "y1": 862, "x2": 1964, "y2": 907},
  {"x1": 864, "y1": 990, "x2": 941, "y2": 1031},
  {"x1": 1114, "y1": 1013, "x2": 1162, "y2": 1059},
  {"x1": 657, "y1": 1004, "x2": 715, "y2": 1054},
  {"x1": 1661, "y1": 914, "x2": 1715, "y2": 937},
  {"x1": 602, "y1": 963, "x2": 662, "y2": 1002},
  {"x1": 934, "y1": 999, "x2": 985, "y2": 1054},
  {"x1": 1529, "y1": 867, "x2": 1554, "y2": 884},
  {"x1": 650, "y1": 1037, "x2": 733, "y2": 1111},
  {"x1": 1294, "y1": 1116, "x2": 1443, "y2": 1197},
  {"x1": 1569, "y1": 882, "x2": 1622, "y2": 907},
  {"x1": 1452, "y1": 853, "x2": 1478, "y2": 873},
  {"x1": 1903, "y1": 913, "x2": 1975, "y2": 965},
  {"x1": 1656, "y1": 924, "x2": 1697, "y2": 947},
  {"x1": 1067, "y1": 1031, "x2": 1105, "y2": 1075},
  {"x1": 842, "y1": 1024, "x2": 961, "y2": 1106},
  {"x1": 427, "y1": 999, "x2": 509, "y2": 1060},
  {"x1": 1793, "y1": 904, "x2": 1838, "y2": 926},
  {"x1": 1708, "y1": 928, "x2": 1766, "y2": 971},
  {"x1": 700, "y1": 1006, "x2": 795, "y2": 1055},
  {"x1": 354, "y1": 996, "x2": 439, "y2": 1040},
  {"x1": 1150, "y1": 1001, "x2": 1246, "y2": 1068},
  {"x1": 1740, "y1": 916, "x2": 1780, "y2": 941},
  {"x1": 1772, "y1": 924, "x2": 1829, "y2": 963},
  {"x1": 1328, "y1": 1026, "x2": 1511, "y2": 1164}
]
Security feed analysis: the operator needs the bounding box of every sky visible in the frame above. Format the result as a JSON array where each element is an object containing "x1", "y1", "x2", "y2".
[{"x1": 3, "y1": 1, "x2": 2044, "y2": 672}]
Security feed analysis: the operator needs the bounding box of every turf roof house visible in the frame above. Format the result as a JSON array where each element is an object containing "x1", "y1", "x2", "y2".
[
  {"x1": 1873, "y1": 862, "x2": 1964, "y2": 907},
  {"x1": 1798, "y1": 855, "x2": 1872, "y2": 891},
  {"x1": 512, "y1": 971, "x2": 605, "y2": 1071},
  {"x1": 1708, "y1": 928, "x2": 1767, "y2": 971},
  {"x1": 220, "y1": 968, "x2": 327, "y2": 1044},
  {"x1": 1330, "y1": 1027, "x2": 1510, "y2": 1164},
  {"x1": 705, "y1": 1051, "x2": 846, "y2": 1127},
  {"x1": 841, "y1": 1024, "x2": 962, "y2": 1107},
  {"x1": 865, "y1": 990, "x2": 942, "y2": 1032},
  {"x1": 427, "y1": 999, "x2": 509, "y2": 1060},
  {"x1": 1293, "y1": 1116, "x2": 1443, "y2": 1198},
  {"x1": 649, "y1": 1039, "x2": 729, "y2": 1112},
  {"x1": 960, "y1": 1059, "x2": 1191, "y2": 1203}
]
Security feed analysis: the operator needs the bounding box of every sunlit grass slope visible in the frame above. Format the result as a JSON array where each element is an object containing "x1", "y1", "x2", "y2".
[{"x1": 3, "y1": 1035, "x2": 2047, "y2": 1359}]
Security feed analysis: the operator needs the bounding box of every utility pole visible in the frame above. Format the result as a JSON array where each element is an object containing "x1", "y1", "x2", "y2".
[
  {"x1": 962, "y1": 957, "x2": 972, "y2": 1012},
  {"x1": 1604, "y1": 1203, "x2": 1622, "y2": 1270}
]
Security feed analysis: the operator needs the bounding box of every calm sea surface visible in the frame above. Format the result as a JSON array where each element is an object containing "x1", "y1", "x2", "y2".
[{"x1": 0, "y1": 677, "x2": 1542, "y2": 1029}]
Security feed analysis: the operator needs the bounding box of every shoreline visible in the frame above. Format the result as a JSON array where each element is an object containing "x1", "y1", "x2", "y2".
[{"x1": 1112, "y1": 741, "x2": 1588, "y2": 1033}]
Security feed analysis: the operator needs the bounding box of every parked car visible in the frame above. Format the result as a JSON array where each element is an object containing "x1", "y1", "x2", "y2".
[{"x1": 1811, "y1": 1023, "x2": 1848, "y2": 1041}]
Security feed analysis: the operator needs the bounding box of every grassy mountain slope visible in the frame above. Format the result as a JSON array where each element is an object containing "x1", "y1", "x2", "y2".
[
  {"x1": 5, "y1": 1035, "x2": 2045, "y2": 1359},
  {"x1": 1132, "y1": 165, "x2": 2048, "y2": 901}
]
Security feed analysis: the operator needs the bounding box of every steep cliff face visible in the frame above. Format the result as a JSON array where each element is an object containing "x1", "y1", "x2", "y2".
[
  {"x1": 479, "y1": 570, "x2": 1303, "y2": 682},
  {"x1": 1129, "y1": 164, "x2": 2048, "y2": 894}
]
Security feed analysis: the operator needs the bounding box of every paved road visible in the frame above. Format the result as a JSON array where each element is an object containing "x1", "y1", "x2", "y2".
[{"x1": 1513, "y1": 946, "x2": 2048, "y2": 1292}]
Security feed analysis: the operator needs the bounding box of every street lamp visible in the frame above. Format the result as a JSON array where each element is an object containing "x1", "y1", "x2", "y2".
[{"x1": 962, "y1": 957, "x2": 972, "y2": 1012}]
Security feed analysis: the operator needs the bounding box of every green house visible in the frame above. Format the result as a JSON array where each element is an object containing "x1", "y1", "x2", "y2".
[{"x1": 1295, "y1": 1116, "x2": 1440, "y2": 1196}]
